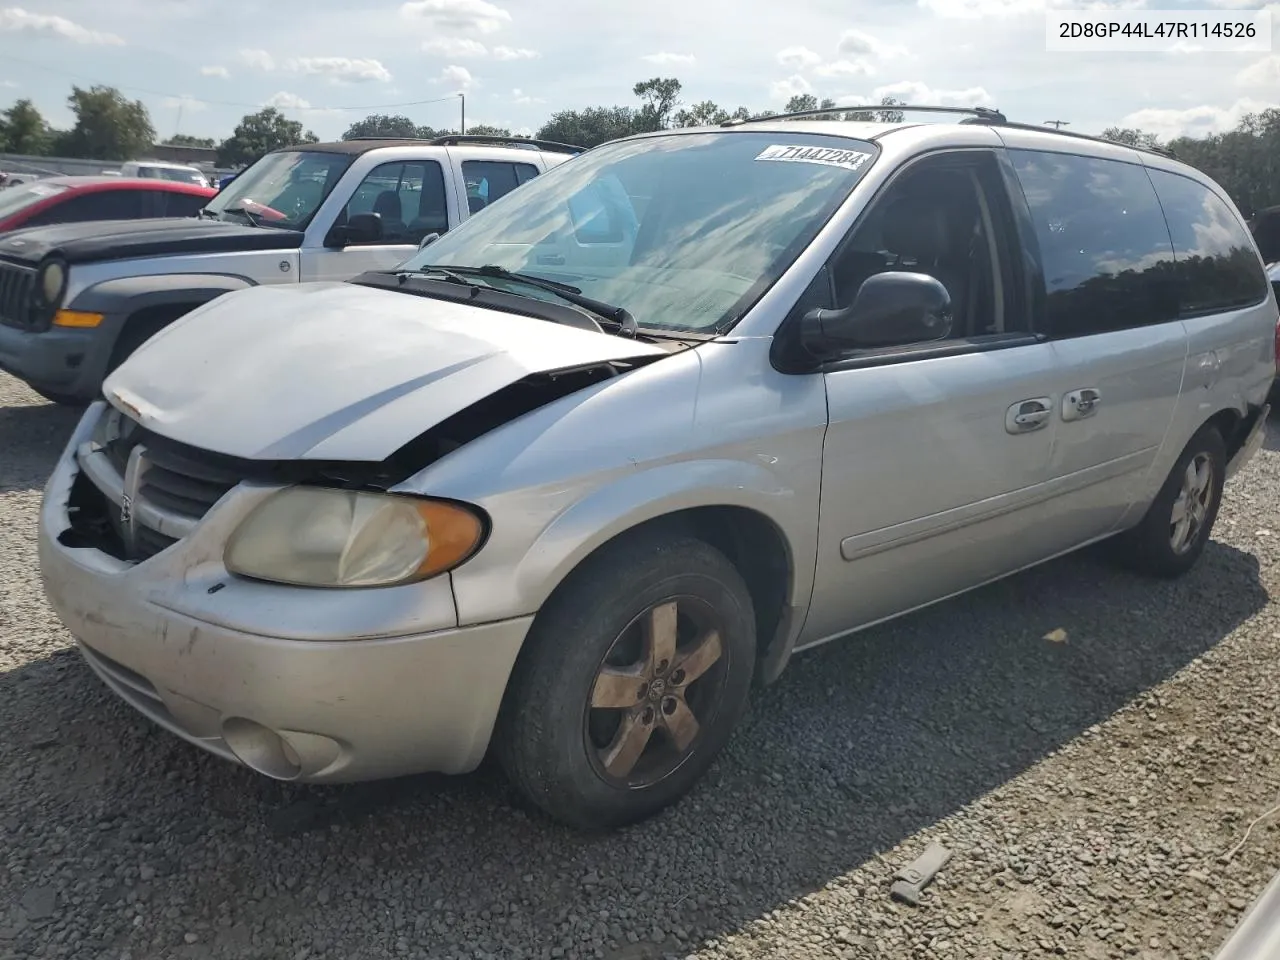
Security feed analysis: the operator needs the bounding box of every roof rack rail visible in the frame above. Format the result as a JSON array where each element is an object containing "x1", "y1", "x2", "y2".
[
  {"x1": 342, "y1": 135, "x2": 586, "y2": 154},
  {"x1": 960, "y1": 115, "x2": 1177, "y2": 159},
  {"x1": 723, "y1": 104, "x2": 1008, "y2": 126},
  {"x1": 430, "y1": 135, "x2": 585, "y2": 154}
]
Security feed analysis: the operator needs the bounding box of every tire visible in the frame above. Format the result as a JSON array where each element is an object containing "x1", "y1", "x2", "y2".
[
  {"x1": 496, "y1": 530, "x2": 757, "y2": 831},
  {"x1": 30, "y1": 387, "x2": 88, "y2": 408},
  {"x1": 1114, "y1": 423, "x2": 1226, "y2": 578}
]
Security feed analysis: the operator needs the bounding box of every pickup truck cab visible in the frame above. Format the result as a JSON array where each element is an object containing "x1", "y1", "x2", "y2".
[{"x1": 0, "y1": 135, "x2": 581, "y2": 405}]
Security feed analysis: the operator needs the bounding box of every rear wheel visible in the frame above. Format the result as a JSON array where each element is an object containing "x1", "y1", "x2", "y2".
[
  {"x1": 496, "y1": 531, "x2": 756, "y2": 830},
  {"x1": 1114, "y1": 423, "x2": 1226, "y2": 578}
]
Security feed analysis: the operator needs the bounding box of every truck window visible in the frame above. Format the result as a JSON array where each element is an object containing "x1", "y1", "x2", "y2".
[
  {"x1": 461, "y1": 160, "x2": 539, "y2": 214},
  {"x1": 342, "y1": 161, "x2": 449, "y2": 243}
]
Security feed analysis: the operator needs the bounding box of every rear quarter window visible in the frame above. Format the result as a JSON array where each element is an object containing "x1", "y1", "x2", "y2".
[{"x1": 1146, "y1": 168, "x2": 1269, "y2": 316}]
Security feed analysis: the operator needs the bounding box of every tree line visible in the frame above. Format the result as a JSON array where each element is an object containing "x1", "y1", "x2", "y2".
[{"x1": 3, "y1": 79, "x2": 1280, "y2": 218}]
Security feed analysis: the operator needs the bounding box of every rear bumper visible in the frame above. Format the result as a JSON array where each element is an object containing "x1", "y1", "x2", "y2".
[
  {"x1": 1226, "y1": 403, "x2": 1269, "y2": 480},
  {"x1": 0, "y1": 319, "x2": 116, "y2": 398}
]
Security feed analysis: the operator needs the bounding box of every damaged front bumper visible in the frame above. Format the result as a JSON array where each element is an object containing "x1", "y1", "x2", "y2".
[{"x1": 37, "y1": 403, "x2": 531, "y2": 783}]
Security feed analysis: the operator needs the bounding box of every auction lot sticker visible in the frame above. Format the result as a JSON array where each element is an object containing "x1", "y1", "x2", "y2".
[
  {"x1": 755, "y1": 145, "x2": 872, "y2": 172},
  {"x1": 1046, "y1": 8, "x2": 1271, "y2": 52}
]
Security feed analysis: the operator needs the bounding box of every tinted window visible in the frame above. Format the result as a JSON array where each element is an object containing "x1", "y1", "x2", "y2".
[
  {"x1": 462, "y1": 160, "x2": 540, "y2": 215},
  {"x1": 24, "y1": 190, "x2": 146, "y2": 227},
  {"x1": 342, "y1": 161, "x2": 448, "y2": 244},
  {"x1": 1147, "y1": 169, "x2": 1268, "y2": 315},
  {"x1": 1011, "y1": 150, "x2": 1176, "y2": 337},
  {"x1": 156, "y1": 190, "x2": 209, "y2": 218}
]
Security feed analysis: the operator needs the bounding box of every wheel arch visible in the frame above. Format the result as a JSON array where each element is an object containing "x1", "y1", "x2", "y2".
[{"x1": 501, "y1": 467, "x2": 812, "y2": 689}]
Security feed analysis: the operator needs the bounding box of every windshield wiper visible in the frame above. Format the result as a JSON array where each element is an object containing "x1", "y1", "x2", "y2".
[
  {"x1": 222, "y1": 204, "x2": 262, "y2": 228},
  {"x1": 197, "y1": 209, "x2": 221, "y2": 220},
  {"x1": 415, "y1": 263, "x2": 638, "y2": 338}
]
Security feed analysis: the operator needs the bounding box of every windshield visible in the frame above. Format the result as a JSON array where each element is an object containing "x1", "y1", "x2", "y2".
[
  {"x1": 0, "y1": 180, "x2": 70, "y2": 220},
  {"x1": 397, "y1": 131, "x2": 877, "y2": 333},
  {"x1": 155, "y1": 167, "x2": 206, "y2": 185},
  {"x1": 203, "y1": 150, "x2": 352, "y2": 230}
]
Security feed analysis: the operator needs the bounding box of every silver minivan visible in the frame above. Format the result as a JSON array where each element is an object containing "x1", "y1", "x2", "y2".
[{"x1": 37, "y1": 107, "x2": 1275, "y2": 830}]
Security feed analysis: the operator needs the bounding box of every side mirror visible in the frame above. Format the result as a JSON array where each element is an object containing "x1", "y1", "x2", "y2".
[
  {"x1": 418, "y1": 232, "x2": 441, "y2": 251},
  {"x1": 329, "y1": 212, "x2": 383, "y2": 247},
  {"x1": 800, "y1": 271, "x2": 953, "y2": 359}
]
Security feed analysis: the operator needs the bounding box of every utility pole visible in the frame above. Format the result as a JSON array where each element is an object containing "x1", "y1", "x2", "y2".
[
  {"x1": 1044, "y1": 120, "x2": 1069, "y2": 129},
  {"x1": 175, "y1": 102, "x2": 184, "y2": 138},
  {"x1": 459, "y1": 92, "x2": 466, "y2": 135}
]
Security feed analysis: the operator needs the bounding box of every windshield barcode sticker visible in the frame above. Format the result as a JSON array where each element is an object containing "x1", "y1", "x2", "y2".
[{"x1": 755, "y1": 144, "x2": 871, "y2": 171}]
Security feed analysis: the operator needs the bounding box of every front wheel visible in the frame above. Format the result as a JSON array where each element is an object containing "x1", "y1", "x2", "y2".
[
  {"x1": 1113, "y1": 423, "x2": 1226, "y2": 578},
  {"x1": 496, "y1": 531, "x2": 757, "y2": 830}
]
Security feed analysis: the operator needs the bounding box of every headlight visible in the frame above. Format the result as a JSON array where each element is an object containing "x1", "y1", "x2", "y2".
[
  {"x1": 224, "y1": 487, "x2": 485, "y2": 588},
  {"x1": 38, "y1": 260, "x2": 66, "y2": 305}
]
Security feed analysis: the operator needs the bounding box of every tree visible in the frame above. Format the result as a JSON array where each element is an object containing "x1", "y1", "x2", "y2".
[
  {"x1": 1101, "y1": 126, "x2": 1163, "y2": 149},
  {"x1": 217, "y1": 107, "x2": 318, "y2": 167},
  {"x1": 342, "y1": 114, "x2": 421, "y2": 139},
  {"x1": 61, "y1": 85, "x2": 155, "y2": 161},
  {"x1": 466, "y1": 124, "x2": 512, "y2": 137},
  {"x1": 845, "y1": 95, "x2": 907, "y2": 123},
  {"x1": 536, "y1": 106, "x2": 638, "y2": 149},
  {"x1": 0, "y1": 99, "x2": 50, "y2": 155},
  {"x1": 163, "y1": 134, "x2": 215, "y2": 148},
  {"x1": 673, "y1": 100, "x2": 732, "y2": 127},
  {"x1": 785, "y1": 94, "x2": 820, "y2": 114},
  {"x1": 633, "y1": 78, "x2": 682, "y2": 132}
]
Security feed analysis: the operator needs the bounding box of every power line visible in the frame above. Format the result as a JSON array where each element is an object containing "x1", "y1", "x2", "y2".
[{"x1": 0, "y1": 52, "x2": 466, "y2": 113}]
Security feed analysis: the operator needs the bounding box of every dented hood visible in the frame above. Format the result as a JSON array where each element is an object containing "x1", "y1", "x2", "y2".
[{"x1": 103, "y1": 281, "x2": 667, "y2": 462}]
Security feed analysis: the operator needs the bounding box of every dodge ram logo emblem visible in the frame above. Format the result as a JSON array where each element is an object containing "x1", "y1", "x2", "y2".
[{"x1": 119, "y1": 493, "x2": 133, "y2": 526}]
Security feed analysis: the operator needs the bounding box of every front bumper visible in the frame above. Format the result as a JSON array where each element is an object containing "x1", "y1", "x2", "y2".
[
  {"x1": 0, "y1": 319, "x2": 116, "y2": 398},
  {"x1": 37, "y1": 407, "x2": 532, "y2": 782}
]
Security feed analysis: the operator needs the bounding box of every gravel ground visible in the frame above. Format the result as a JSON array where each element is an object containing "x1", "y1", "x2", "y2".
[{"x1": 2, "y1": 368, "x2": 1279, "y2": 960}]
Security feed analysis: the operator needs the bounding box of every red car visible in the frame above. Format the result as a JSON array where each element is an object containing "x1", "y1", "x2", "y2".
[{"x1": 0, "y1": 176, "x2": 216, "y2": 234}]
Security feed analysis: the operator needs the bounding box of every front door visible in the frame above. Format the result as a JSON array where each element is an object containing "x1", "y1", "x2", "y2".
[
  {"x1": 300, "y1": 159, "x2": 452, "y2": 282},
  {"x1": 798, "y1": 148, "x2": 1064, "y2": 646}
]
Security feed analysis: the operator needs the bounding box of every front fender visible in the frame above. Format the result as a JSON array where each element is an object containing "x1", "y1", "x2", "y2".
[{"x1": 69, "y1": 273, "x2": 255, "y2": 318}]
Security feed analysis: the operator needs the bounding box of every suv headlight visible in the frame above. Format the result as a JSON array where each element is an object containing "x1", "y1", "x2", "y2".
[
  {"x1": 224, "y1": 487, "x2": 486, "y2": 588},
  {"x1": 38, "y1": 259, "x2": 67, "y2": 307}
]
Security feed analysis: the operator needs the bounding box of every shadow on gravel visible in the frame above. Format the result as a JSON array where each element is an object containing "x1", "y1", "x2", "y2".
[
  {"x1": 0, "y1": 399, "x2": 82, "y2": 493},
  {"x1": 0, "y1": 538, "x2": 1267, "y2": 960}
]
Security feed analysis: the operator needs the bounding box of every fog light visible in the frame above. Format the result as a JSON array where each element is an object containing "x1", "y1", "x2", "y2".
[{"x1": 221, "y1": 717, "x2": 302, "y2": 780}]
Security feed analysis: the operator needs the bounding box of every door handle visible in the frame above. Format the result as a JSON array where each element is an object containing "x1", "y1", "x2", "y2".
[
  {"x1": 1062, "y1": 388, "x2": 1102, "y2": 422},
  {"x1": 1006, "y1": 397, "x2": 1053, "y2": 434}
]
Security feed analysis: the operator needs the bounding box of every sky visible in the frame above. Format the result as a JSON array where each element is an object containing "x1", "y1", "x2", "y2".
[{"x1": 0, "y1": 0, "x2": 1278, "y2": 145}]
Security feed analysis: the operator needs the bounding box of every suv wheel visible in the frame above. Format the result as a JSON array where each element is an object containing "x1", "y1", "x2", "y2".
[
  {"x1": 496, "y1": 531, "x2": 756, "y2": 830},
  {"x1": 1114, "y1": 423, "x2": 1226, "y2": 578}
]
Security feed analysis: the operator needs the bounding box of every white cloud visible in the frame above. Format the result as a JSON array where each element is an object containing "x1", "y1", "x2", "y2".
[
  {"x1": 432, "y1": 64, "x2": 475, "y2": 89},
  {"x1": 871, "y1": 79, "x2": 994, "y2": 106},
  {"x1": 1119, "y1": 97, "x2": 1279, "y2": 140},
  {"x1": 265, "y1": 91, "x2": 310, "y2": 110},
  {"x1": 200, "y1": 65, "x2": 230, "y2": 79},
  {"x1": 813, "y1": 59, "x2": 875, "y2": 78},
  {"x1": 917, "y1": 0, "x2": 1145, "y2": 16},
  {"x1": 1237, "y1": 54, "x2": 1280, "y2": 86},
  {"x1": 423, "y1": 37, "x2": 487, "y2": 57},
  {"x1": 240, "y1": 48, "x2": 275, "y2": 71},
  {"x1": 161, "y1": 94, "x2": 207, "y2": 112},
  {"x1": 641, "y1": 51, "x2": 696, "y2": 65},
  {"x1": 770, "y1": 74, "x2": 813, "y2": 101},
  {"x1": 512, "y1": 87, "x2": 545, "y2": 104},
  {"x1": 837, "y1": 29, "x2": 908, "y2": 60},
  {"x1": 399, "y1": 0, "x2": 511, "y2": 34},
  {"x1": 0, "y1": 7, "x2": 124, "y2": 45},
  {"x1": 285, "y1": 56, "x2": 392, "y2": 83},
  {"x1": 493, "y1": 45, "x2": 539, "y2": 60},
  {"x1": 776, "y1": 46, "x2": 822, "y2": 69},
  {"x1": 0, "y1": 79, "x2": 17, "y2": 88}
]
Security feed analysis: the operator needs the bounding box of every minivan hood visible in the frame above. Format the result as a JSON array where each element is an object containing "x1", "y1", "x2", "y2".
[
  {"x1": 0, "y1": 217, "x2": 302, "y2": 266},
  {"x1": 103, "y1": 281, "x2": 668, "y2": 462}
]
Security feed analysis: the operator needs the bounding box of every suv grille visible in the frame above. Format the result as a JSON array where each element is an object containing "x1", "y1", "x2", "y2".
[
  {"x1": 75, "y1": 411, "x2": 244, "y2": 563},
  {"x1": 0, "y1": 261, "x2": 38, "y2": 331}
]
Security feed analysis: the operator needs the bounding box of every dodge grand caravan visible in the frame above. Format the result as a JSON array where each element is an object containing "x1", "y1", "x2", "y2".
[{"x1": 37, "y1": 106, "x2": 1275, "y2": 830}]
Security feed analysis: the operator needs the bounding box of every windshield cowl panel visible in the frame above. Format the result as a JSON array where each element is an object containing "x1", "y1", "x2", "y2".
[
  {"x1": 203, "y1": 150, "x2": 353, "y2": 231},
  {"x1": 396, "y1": 131, "x2": 878, "y2": 335}
]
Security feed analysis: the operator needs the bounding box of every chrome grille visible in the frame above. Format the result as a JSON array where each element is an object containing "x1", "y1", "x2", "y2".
[
  {"x1": 77, "y1": 408, "x2": 243, "y2": 562},
  {"x1": 0, "y1": 261, "x2": 37, "y2": 330}
]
